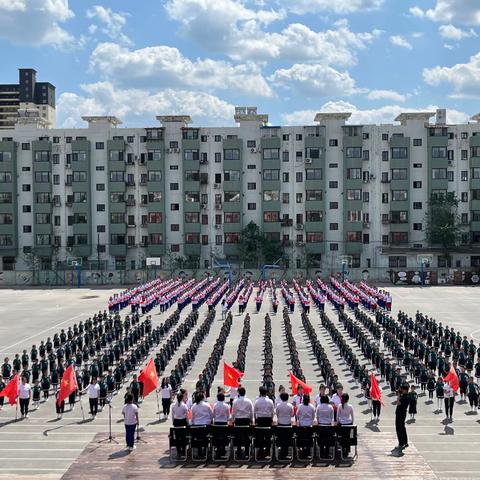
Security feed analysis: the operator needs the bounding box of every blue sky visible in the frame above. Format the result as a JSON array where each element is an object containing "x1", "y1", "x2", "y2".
[{"x1": 1, "y1": 0, "x2": 479, "y2": 127}]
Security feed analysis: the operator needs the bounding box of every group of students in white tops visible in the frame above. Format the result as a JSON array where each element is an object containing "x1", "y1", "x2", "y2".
[{"x1": 169, "y1": 383, "x2": 355, "y2": 428}]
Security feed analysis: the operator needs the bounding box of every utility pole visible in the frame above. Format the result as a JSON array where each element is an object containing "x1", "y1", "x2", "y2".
[{"x1": 97, "y1": 233, "x2": 101, "y2": 271}]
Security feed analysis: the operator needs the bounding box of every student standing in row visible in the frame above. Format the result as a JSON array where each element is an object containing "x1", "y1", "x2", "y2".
[
  {"x1": 122, "y1": 393, "x2": 139, "y2": 451},
  {"x1": 19, "y1": 376, "x2": 31, "y2": 419}
]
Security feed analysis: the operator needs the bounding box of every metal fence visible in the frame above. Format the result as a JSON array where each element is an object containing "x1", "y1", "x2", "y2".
[{"x1": 1, "y1": 266, "x2": 479, "y2": 287}]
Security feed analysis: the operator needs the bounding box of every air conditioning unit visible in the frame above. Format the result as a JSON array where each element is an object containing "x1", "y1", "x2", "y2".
[
  {"x1": 214, "y1": 183, "x2": 220, "y2": 189},
  {"x1": 215, "y1": 224, "x2": 221, "y2": 229},
  {"x1": 305, "y1": 158, "x2": 312, "y2": 164},
  {"x1": 448, "y1": 160, "x2": 453, "y2": 166},
  {"x1": 250, "y1": 148, "x2": 258, "y2": 153},
  {"x1": 200, "y1": 159, "x2": 208, "y2": 165},
  {"x1": 66, "y1": 164, "x2": 71, "y2": 169},
  {"x1": 215, "y1": 203, "x2": 222, "y2": 210},
  {"x1": 201, "y1": 203, "x2": 207, "y2": 209},
  {"x1": 296, "y1": 224, "x2": 304, "y2": 230},
  {"x1": 295, "y1": 241, "x2": 305, "y2": 247},
  {"x1": 175, "y1": 148, "x2": 180, "y2": 153},
  {"x1": 370, "y1": 174, "x2": 376, "y2": 179},
  {"x1": 363, "y1": 179, "x2": 369, "y2": 183},
  {"x1": 67, "y1": 246, "x2": 73, "y2": 252}
]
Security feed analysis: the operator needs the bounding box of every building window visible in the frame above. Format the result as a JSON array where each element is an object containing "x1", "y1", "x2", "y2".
[
  {"x1": 296, "y1": 172, "x2": 303, "y2": 182},
  {"x1": 461, "y1": 150, "x2": 468, "y2": 161},
  {"x1": 346, "y1": 189, "x2": 361, "y2": 200},
  {"x1": 382, "y1": 151, "x2": 389, "y2": 161},
  {"x1": 296, "y1": 134, "x2": 303, "y2": 141},
  {"x1": 382, "y1": 193, "x2": 389, "y2": 203},
  {"x1": 432, "y1": 146, "x2": 447, "y2": 158},
  {"x1": 95, "y1": 142, "x2": 104, "y2": 150},
  {"x1": 263, "y1": 211, "x2": 280, "y2": 223},
  {"x1": 96, "y1": 204, "x2": 105, "y2": 212},
  {"x1": 413, "y1": 202, "x2": 422, "y2": 209},
  {"x1": 330, "y1": 223, "x2": 338, "y2": 230},
  {"x1": 382, "y1": 133, "x2": 389, "y2": 141},
  {"x1": 413, "y1": 181, "x2": 422, "y2": 188},
  {"x1": 329, "y1": 181, "x2": 338, "y2": 188},
  {"x1": 282, "y1": 193, "x2": 290, "y2": 204},
  {"x1": 224, "y1": 212, "x2": 241, "y2": 223},
  {"x1": 329, "y1": 202, "x2": 338, "y2": 209},
  {"x1": 296, "y1": 193, "x2": 303, "y2": 203},
  {"x1": 247, "y1": 182, "x2": 256, "y2": 190},
  {"x1": 461, "y1": 192, "x2": 469, "y2": 202},
  {"x1": 461, "y1": 171, "x2": 468, "y2": 181},
  {"x1": 247, "y1": 203, "x2": 256, "y2": 210},
  {"x1": 282, "y1": 151, "x2": 289, "y2": 162},
  {"x1": 347, "y1": 168, "x2": 362, "y2": 179},
  {"x1": 389, "y1": 256, "x2": 407, "y2": 268},
  {"x1": 346, "y1": 231, "x2": 362, "y2": 242},
  {"x1": 247, "y1": 140, "x2": 256, "y2": 148},
  {"x1": 214, "y1": 135, "x2": 222, "y2": 142},
  {"x1": 391, "y1": 147, "x2": 408, "y2": 159},
  {"x1": 329, "y1": 139, "x2": 338, "y2": 146},
  {"x1": 23, "y1": 226, "x2": 31, "y2": 233},
  {"x1": 263, "y1": 190, "x2": 279, "y2": 201},
  {"x1": 413, "y1": 223, "x2": 422, "y2": 231},
  {"x1": 363, "y1": 192, "x2": 370, "y2": 203},
  {"x1": 21, "y1": 143, "x2": 30, "y2": 150},
  {"x1": 263, "y1": 148, "x2": 280, "y2": 160},
  {"x1": 392, "y1": 190, "x2": 407, "y2": 201},
  {"x1": 363, "y1": 150, "x2": 370, "y2": 161},
  {"x1": 345, "y1": 147, "x2": 362, "y2": 158},
  {"x1": 330, "y1": 243, "x2": 338, "y2": 251},
  {"x1": 306, "y1": 232, "x2": 323, "y2": 242},
  {"x1": 413, "y1": 138, "x2": 422, "y2": 146},
  {"x1": 22, "y1": 184, "x2": 31, "y2": 192},
  {"x1": 413, "y1": 163, "x2": 422, "y2": 168},
  {"x1": 263, "y1": 169, "x2": 279, "y2": 181},
  {"x1": 306, "y1": 190, "x2": 322, "y2": 201}
]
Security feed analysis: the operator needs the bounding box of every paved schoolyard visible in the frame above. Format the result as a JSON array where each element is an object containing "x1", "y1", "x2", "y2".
[{"x1": 0, "y1": 285, "x2": 478, "y2": 479}]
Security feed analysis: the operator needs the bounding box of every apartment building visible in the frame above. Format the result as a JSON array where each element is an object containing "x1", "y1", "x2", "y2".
[
  {"x1": 0, "y1": 68, "x2": 55, "y2": 130},
  {"x1": 1, "y1": 106, "x2": 480, "y2": 273}
]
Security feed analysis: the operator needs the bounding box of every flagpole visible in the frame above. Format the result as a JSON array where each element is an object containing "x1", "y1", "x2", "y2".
[
  {"x1": 155, "y1": 390, "x2": 161, "y2": 421},
  {"x1": 78, "y1": 392, "x2": 85, "y2": 420}
]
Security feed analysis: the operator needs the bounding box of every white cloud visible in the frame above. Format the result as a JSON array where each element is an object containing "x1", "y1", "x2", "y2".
[
  {"x1": 367, "y1": 89, "x2": 406, "y2": 102},
  {"x1": 269, "y1": 64, "x2": 358, "y2": 97},
  {"x1": 409, "y1": 6, "x2": 425, "y2": 18},
  {"x1": 86, "y1": 5, "x2": 131, "y2": 45},
  {"x1": 439, "y1": 24, "x2": 477, "y2": 40},
  {"x1": 423, "y1": 52, "x2": 480, "y2": 98},
  {"x1": 57, "y1": 82, "x2": 234, "y2": 128},
  {"x1": 424, "y1": 0, "x2": 480, "y2": 25},
  {"x1": 389, "y1": 35, "x2": 413, "y2": 49},
  {"x1": 0, "y1": 0, "x2": 74, "y2": 47},
  {"x1": 166, "y1": 0, "x2": 380, "y2": 63},
  {"x1": 282, "y1": 101, "x2": 469, "y2": 125},
  {"x1": 89, "y1": 42, "x2": 273, "y2": 97},
  {"x1": 278, "y1": 0, "x2": 384, "y2": 15},
  {"x1": 443, "y1": 43, "x2": 455, "y2": 50}
]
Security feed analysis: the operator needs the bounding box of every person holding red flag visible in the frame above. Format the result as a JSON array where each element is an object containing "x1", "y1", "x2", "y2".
[
  {"x1": 371, "y1": 372, "x2": 383, "y2": 422},
  {"x1": 0, "y1": 373, "x2": 19, "y2": 408},
  {"x1": 444, "y1": 364, "x2": 459, "y2": 421}
]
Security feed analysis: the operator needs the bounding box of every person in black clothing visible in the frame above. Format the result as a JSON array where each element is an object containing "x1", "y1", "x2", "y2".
[{"x1": 395, "y1": 384, "x2": 410, "y2": 450}]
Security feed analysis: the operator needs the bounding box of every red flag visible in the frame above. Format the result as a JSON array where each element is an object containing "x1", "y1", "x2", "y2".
[
  {"x1": 224, "y1": 361, "x2": 244, "y2": 388},
  {"x1": 444, "y1": 365, "x2": 459, "y2": 392},
  {"x1": 289, "y1": 371, "x2": 312, "y2": 394},
  {"x1": 138, "y1": 358, "x2": 158, "y2": 398},
  {"x1": 57, "y1": 365, "x2": 78, "y2": 406},
  {"x1": 0, "y1": 374, "x2": 19, "y2": 406},
  {"x1": 370, "y1": 372, "x2": 384, "y2": 405}
]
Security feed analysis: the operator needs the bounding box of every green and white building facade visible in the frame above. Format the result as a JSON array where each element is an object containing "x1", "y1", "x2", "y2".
[{"x1": 1, "y1": 106, "x2": 480, "y2": 274}]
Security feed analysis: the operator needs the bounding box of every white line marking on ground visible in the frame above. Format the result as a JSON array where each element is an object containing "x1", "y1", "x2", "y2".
[{"x1": 0, "y1": 312, "x2": 87, "y2": 353}]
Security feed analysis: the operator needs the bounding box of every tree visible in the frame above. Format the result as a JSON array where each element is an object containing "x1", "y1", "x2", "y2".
[
  {"x1": 239, "y1": 221, "x2": 284, "y2": 268},
  {"x1": 239, "y1": 221, "x2": 262, "y2": 268},
  {"x1": 425, "y1": 192, "x2": 462, "y2": 258}
]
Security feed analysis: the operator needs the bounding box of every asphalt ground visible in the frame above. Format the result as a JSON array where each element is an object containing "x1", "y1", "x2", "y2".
[{"x1": 0, "y1": 285, "x2": 479, "y2": 479}]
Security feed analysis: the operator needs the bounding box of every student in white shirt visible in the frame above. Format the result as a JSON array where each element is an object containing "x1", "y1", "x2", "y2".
[
  {"x1": 122, "y1": 393, "x2": 139, "y2": 451},
  {"x1": 316, "y1": 395, "x2": 334, "y2": 425},
  {"x1": 293, "y1": 385, "x2": 304, "y2": 409},
  {"x1": 254, "y1": 386, "x2": 274, "y2": 426},
  {"x1": 337, "y1": 393, "x2": 355, "y2": 425},
  {"x1": 191, "y1": 391, "x2": 213, "y2": 458},
  {"x1": 19, "y1": 377, "x2": 31, "y2": 418},
  {"x1": 276, "y1": 385, "x2": 286, "y2": 406},
  {"x1": 275, "y1": 392, "x2": 293, "y2": 426},
  {"x1": 315, "y1": 384, "x2": 328, "y2": 408},
  {"x1": 232, "y1": 387, "x2": 253, "y2": 458},
  {"x1": 160, "y1": 378, "x2": 172, "y2": 419},
  {"x1": 232, "y1": 387, "x2": 253, "y2": 425},
  {"x1": 213, "y1": 392, "x2": 230, "y2": 425},
  {"x1": 84, "y1": 377, "x2": 100, "y2": 418},
  {"x1": 172, "y1": 392, "x2": 189, "y2": 426},
  {"x1": 444, "y1": 383, "x2": 455, "y2": 420},
  {"x1": 191, "y1": 391, "x2": 213, "y2": 426},
  {"x1": 296, "y1": 394, "x2": 315, "y2": 427},
  {"x1": 330, "y1": 384, "x2": 343, "y2": 421}
]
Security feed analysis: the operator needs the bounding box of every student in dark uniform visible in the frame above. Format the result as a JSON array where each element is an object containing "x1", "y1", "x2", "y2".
[
  {"x1": 41, "y1": 374, "x2": 51, "y2": 401},
  {"x1": 435, "y1": 377, "x2": 445, "y2": 412},
  {"x1": 32, "y1": 380, "x2": 41, "y2": 409},
  {"x1": 55, "y1": 390, "x2": 65, "y2": 419},
  {"x1": 467, "y1": 376, "x2": 479, "y2": 411},
  {"x1": 395, "y1": 384, "x2": 410, "y2": 450},
  {"x1": 0, "y1": 375, "x2": 5, "y2": 410},
  {"x1": 408, "y1": 385, "x2": 418, "y2": 420}
]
